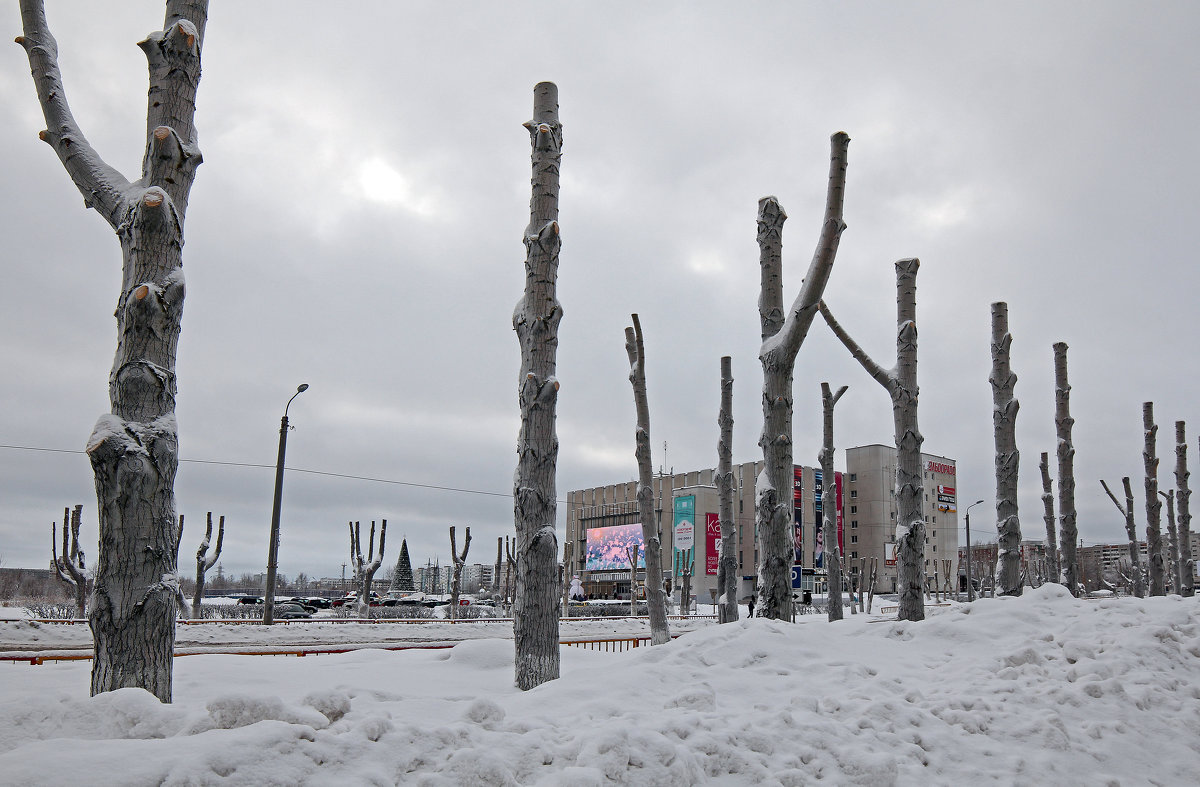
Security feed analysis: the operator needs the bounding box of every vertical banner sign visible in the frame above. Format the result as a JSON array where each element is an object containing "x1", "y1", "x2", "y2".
[
  {"x1": 673, "y1": 495, "x2": 696, "y2": 561},
  {"x1": 835, "y1": 472, "x2": 844, "y2": 552},
  {"x1": 814, "y1": 470, "x2": 824, "y2": 568},
  {"x1": 792, "y1": 466, "x2": 803, "y2": 564},
  {"x1": 936, "y1": 485, "x2": 957, "y2": 513},
  {"x1": 705, "y1": 513, "x2": 720, "y2": 575}
]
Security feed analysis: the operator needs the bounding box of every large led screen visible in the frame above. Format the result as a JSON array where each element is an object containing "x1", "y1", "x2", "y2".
[{"x1": 585, "y1": 523, "x2": 646, "y2": 571}]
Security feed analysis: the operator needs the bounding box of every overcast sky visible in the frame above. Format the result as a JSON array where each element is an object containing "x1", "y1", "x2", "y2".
[{"x1": 1, "y1": 2, "x2": 1197, "y2": 583}]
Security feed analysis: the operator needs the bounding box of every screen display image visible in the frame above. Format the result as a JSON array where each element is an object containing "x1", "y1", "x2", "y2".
[{"x1": 585, "y1": 523, "x2": 646, "y2": 571}]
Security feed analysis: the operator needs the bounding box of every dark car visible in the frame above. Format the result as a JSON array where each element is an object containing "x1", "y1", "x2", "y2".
[
  {"x1": 303, "y1": 597, "x2": 332, "y2": 609},
  {"x1": 273, "y1": 602, "x2": 313, "y2": 619},
  {"x1": 236, "y1": 596, "x2": 263, "y2": 605}
]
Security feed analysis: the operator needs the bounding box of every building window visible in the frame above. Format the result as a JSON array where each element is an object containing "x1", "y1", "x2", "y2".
[
  {"x1": 849, "y1": 474, "x2": 857, "y2": 482},
  {"x1": 850, "y1": 505, "x2": 857, "y2": 514},
  {"x1": 851, "y1": 520, "x2": 858, "y2": 529},
  {"x1": 850, "y1": 490, "x2": 857, "y2": 499},
  {"x1": 851, "y1": 551, "x2": 858, "y2": 559},
  {"x1": 851, "y1": 535, "x2": 858, "y2": 544}
]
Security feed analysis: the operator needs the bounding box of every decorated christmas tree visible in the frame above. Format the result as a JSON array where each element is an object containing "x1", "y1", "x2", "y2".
[{"x1": 390, "y1": 539, "x2": 415, "y2": 592}]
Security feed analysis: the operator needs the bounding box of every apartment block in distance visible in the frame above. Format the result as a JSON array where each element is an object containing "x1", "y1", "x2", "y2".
[{"x1": 842, "y1": 445, "x2": 961, "y2": 593}]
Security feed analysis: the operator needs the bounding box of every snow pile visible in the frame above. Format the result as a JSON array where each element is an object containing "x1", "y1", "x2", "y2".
[{"x1": 1, "y1": 586, "x2": 1197, "y2": 785}]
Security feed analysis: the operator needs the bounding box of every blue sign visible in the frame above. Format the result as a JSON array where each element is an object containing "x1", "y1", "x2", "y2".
[{"x1": 790, "y1": 566, "x2": 802, "y2": 589}]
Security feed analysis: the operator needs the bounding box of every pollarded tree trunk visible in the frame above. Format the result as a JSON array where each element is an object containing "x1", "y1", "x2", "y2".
[
  {"x1": 625, "y1": 314, "x2": 670, "y2": 644},
  {"x1": 52, "y1": 505, "x2": 88, "y2": 616},
  {"x1": 1143, "y1": 403, "x2": 1165, "y2": 596},
  {"x1": 18, "y1": 1, "x2": 207, "y2": 702},
  {"x1": 1101, "y1": 478, "x2": 1144, "y2": 598},
  {"x1": 1176, "y1": 423, "x2": 1194, "y2": 597},
  {"x1": 350, "y1": 520, "x2": 386, "y2": 618},
  {"x1": 626, "y1": 544, "x2": 640, "y2": 617},
  {"x1": 820, "y1": 258, "x2": 925, "y2": 621},
  {"x1": 819, "y1": 383, "x2": 848, "y2": 621},
  {"x1": 493, "y1": 537, "x2": 503, "y2": 596},
  {"x1": 512, "y1": 82, "x2": 562, "y2": 690},
  {"x1": 192, "y1": 512, "x2": 223, "y2": 618},
  {"x1": 1053, "y1": 342, "x2": 1080, "y2": 597},
  {"x1": 990, "y1": 303, "x2": 1022, "y2": 596},
  {"x1": 1159, "y1": 491, "x2": 1181, "y2": 595},
  {"x1": 448, "y1": 526, "x2": 472, "y2": 620},
  {"x1": 717, "y1": 356, "x2": 738, "y2": 624},
  {"x1": 756, "y1": 132, "x2": 851, "y2": 622},
  {"x1": 1039, "y1": 453, "x2": 1060, "y2": 584}
]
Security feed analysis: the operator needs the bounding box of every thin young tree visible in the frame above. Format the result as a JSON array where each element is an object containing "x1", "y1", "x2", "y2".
[
  {"x1": 990, "y1": 303, "x2": 1022, "y2": 596},
  {"x1": 819, "y1": 383, "x2": 848, "y2": 621},
  {"x1": 1159, "y1": 490, "x2": 1181, "y2": 595},
  {"x1": 624, "y1": 314, "x2": 670, "y2": 644},
  {"x1": 1176, "y1": 422, "x2": 1194, "y2": 596},
  {"x1": 512, "y1": 82, "x2": 562, "y2": 689},
  {"x1": 1053, "y1": 343, "x2": 1080, "y2": 596},
  {"x1": 191, "y1": 513, "x2": 224, "y2": 618},
  {"x1": 820, "y1": 258, "x2": 925, "y2": 621},
  {"x1": 350, "y1": 520, "x2": 387, "y2": 618},
  {"x1": 17, "y1": 0, "x2": 207, "y2": 704},
  {"x1": 1101, "y1": 477, "x2": 1144, "y2": 598},
  {"x1": 51, "y1": 505, "x2": 88, "y2": 616},
  {"x1": 755, "y1": 132, "x2": 851, "y2": 621},
  {"x1": 626, "y1": 544, "x2": 640, "y2": 617},
  {"x1": 448, "y1": 526, "x2": 472, "y2": 619},
  {"x1": 1039, "y1": 452, "x2": 1060, "y2": 584},
  {"x1": 1143, "y1": 403, "x2": 1165, "y2": 596},
  {"x1": 716, "y1": 356, "x2": 738, "y2": 624}
]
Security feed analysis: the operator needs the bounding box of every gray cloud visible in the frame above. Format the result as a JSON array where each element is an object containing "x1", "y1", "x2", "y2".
[{"x1": 1, "y1": 2, "x2": 1196, "y2": 581}]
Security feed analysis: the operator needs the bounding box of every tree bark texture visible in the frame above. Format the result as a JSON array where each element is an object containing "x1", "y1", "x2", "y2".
[
  {"x1": 1176, "y1": 423, "x2": 1194, "y2": 597},
  {"x1": 191, "y1": 512, "x2": 223, "y2": 618},
  {"x1": 52, "y1": 505, "x2": 88, "y2": 615},
  {"x1": 717, "y1": 356, "x2": 738, "y2": 624},
  {"x1": 990, "y1": 303, "x2": 1022, "y2": 596},
  {"x1": 624, "y1": 315, "x2": 670, "y2": 644},
  {"x1": 1143, "y1": 403, "x2": 1165, "y2": 596},
  {"x1": 820, "y1": 258, "x2": 924, "y2": 621},
  {"x1": 755, "y1": 132, "x2": 851, "y2": 622},
  {"x1": 1101, "y1": 478, "x2": 1144, "y2": 598},
  {"x1": 449, "y1": 526, "x2": 472, "y2": 620},
  {"x1": 512, "y1": 82, "x2": 562, "y2": 689},
  {"x1": 19, "y1": 0, "x2": 207, "y2": 703},
  {"x1": 820, "y1": 383, "x2": 848, "y2": 621},
  {"x1": 1053, "y1": 342, "x2": 1080, "y2": 597},
  {"x1": 1038, "y1": 452, "x2": 1060, "y2": 585},
  {"x1": 1159, "y1": 491, "x2": 1181, "y2": 595}
]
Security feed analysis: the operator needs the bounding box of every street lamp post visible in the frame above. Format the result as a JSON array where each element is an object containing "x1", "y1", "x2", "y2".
[
  {"x1": 964, "y1": 498, "x2": 985, "y2": 602},
  {"x1": 263, "y1": 383, "x2": 309, "y2": 625}
]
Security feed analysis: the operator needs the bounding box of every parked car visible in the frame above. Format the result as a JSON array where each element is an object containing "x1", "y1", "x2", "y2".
[
  {"x1": 302, "y1": 596, "x2": 331, "y2": 609},
  {"x1": 236, "y1": 596, "x2": 263, "y2": 605},
  {"x1": 289, "y1": 597, "x2": 326, "y2": 611},
  {"x1": 273, "y1": 602, "x2": 313, "y2": 619}
]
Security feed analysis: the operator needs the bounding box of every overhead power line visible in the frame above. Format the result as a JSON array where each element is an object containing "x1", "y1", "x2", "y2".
[{"x1": 0, "y1": 443, "x2": 561, "y2": 502}]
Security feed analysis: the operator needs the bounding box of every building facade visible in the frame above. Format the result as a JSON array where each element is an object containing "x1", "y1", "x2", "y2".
[
  {"x1": 843, "y1": 445, "x2": 960, "y2": 593},
  {"x1": 565, "y1": 444, "x2": 958, "y2": 601}
]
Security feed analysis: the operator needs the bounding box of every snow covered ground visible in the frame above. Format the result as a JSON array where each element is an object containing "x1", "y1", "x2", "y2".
[{"x1": 1, "y1": 585, "x2": 1197, "y2": 785}]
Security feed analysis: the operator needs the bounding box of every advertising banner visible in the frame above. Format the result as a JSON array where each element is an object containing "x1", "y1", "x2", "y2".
[
  {"x1": 936, "y1": 484, "x2": 957, "y2": 513},
  {"x1": 793, "y1": 466, "x2": 803, "y2": 564},
  {"x1": 674, "y1": 495, "x2": 696, "y2": 552},
  {"x1": 705, "y1": 513, "x2": 720, "y2": 575},
  {"x1": 584, "y1": 523, "x2": 645, "y2": 571},
  {"x1": 835, "y1": 471, "x2": 844, "y2": 552},
  {"x1": 814, "y1": 470, "x2": 824, "y2": 567},
  {"x1": 884, "y1": 543, "x2": 898, "y2": 567}
]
